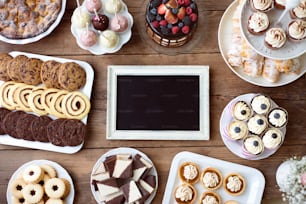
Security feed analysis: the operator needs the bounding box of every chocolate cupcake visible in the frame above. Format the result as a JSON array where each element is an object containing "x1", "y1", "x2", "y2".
[
  {"x1": 250, "y1": 95, "x2": 271, "y2": 115},
  {"x1": 262, "y1": 128, "x2": 284, "y2": 149},
  {"x1": 248, "y1": 11, "x2": 270, "y2": 35},
  {"x1": 247, "y1": 114, "x2": 268, "y2": 135},
  {"x1": 242, "y1": 135, "x2": 264, "y2": 157},
  {"x1": 178, "y1": 162, "x2": 200, "y2": 184},
  {"x1": 199, "y1": 191, "x2": 221, "y2": 204},
  {"x1": 200, "y1": 167, "x2": 223, "y2": 190},
  {"x1": 232, "y1": 101, "x2": 252, "y2": 121},
  {"x1": 268, "y1": 107, "x2": 288, "y2": 128},
  {"x1": 287, "y1": 20, "x2": 306, "y2": 42},
  {"x1": 174, "y1": 183, "x2": 197, "y2": 204},
  {"x1": 264, "y1": 28, "x2": 287, "y2": 49},
  {"x1": 223, "y1": 173, "x2": 246, "y2": 196},
  {"x1": 250, "y1": 0, "x2": 274, "y2": 12}
]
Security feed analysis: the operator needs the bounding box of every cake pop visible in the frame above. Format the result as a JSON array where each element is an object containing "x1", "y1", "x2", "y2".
[
  {"x1": 99, "y1": 30, "x2": 119, "y2": 48},
  {"x1": 92, "y1": 9, "x2": 109, "y2": 31},
  {"x1": 71, "y1": 4, "x2": 90, "y2": 28},
  {"x1": 80, "y1": 23, "x2": 98, "y2": 47},
  {"x1": 105, "y1": 0, "x2": 123, "y2": 14},
  {"x1": 85, "y1": 0, "x2": 102, "y2": 13},
  {"x1": 110, "y1": 14, "x2": 129, "y2": 32}
]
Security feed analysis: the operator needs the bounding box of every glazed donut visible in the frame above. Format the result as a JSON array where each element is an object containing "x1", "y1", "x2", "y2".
[
  {"x1": 14, "y1": 84, "x2": 35, "y2": 112},
  {"x1": 9, "y1": 178, "x2": 26, "y2": 198},
  {"x1": 22, "y1": 165, "x2": 44, "y2": 183},
  {"x1": 45, "y1": 178, "x2": 66, "y2": 199},
  {"x1": 0, "y1": 81, "x2": 17, "y2": 110},
  {"x1": 49, "y1": 90, "x2": 69, "y2": 118},
  {"x1": 62, "y1": 91, "x2": 91, "y2": 120},
  {"x1": 22, "y1": 184, "x2": 44, "y2": 203},
  {"x1": 45, "y1": 198, "x2": 64, "y2": 204},
  {"x1": 40, "y1": 164, "x2": 57, "y2": 178},
  {"x1": 28, "y1": 87, "x2": 48, "y2": 115},
  {"x1": 41, "y1": 88, "x2": 59, "y2": 114}
]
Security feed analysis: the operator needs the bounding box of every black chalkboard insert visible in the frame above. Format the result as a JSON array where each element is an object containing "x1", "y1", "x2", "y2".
[{"x1": 116, "y1": 76, "x2": 200, "y2": 130}]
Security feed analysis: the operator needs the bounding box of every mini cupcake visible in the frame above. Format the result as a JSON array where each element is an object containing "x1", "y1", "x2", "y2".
[
  {"x1": 223, "y1": 173, "x2": 246, "y2": 196},
  {"x1": 224, "y1": 201, "x2": 240, "y2": 204},
  {"x1": 290, "y1": 1, "x2": 306, "y2": 20},
  {"x1": 242, "y1": 135, "x2": 265, "y2": 157},
  {"x1": 250, "y1": 95, "x2": 271, "y2": 115},
  {"x1": 274, "y1": 0, "x2": 286, "y2": 9},
  {"x1": 247, "y1": 115, "x2": 268, "y2": 135},
  {"x1": 200, "y1": 167, "x2": 223, "y2": 190},
  {"x1": 250, "y1": 0, "x2": 274, "y2": 12},
  {"x1": 178, "y1": 162, "x2": 200, "y2": 184},
  {"x1": 199, "y1": 191, "x2": 221, "y2": 204},
  {"x1": 264, "y1": 28, "x2": 287, "y2": 49},
  {"x1": 287, "y1": 20, "x2": 306, "y2": 42},
  {"x1": 232, "y1": 101, "x2": 253, "y2": 121},
  {"x1": 268, "y1": 107, "x2": 288, "y2": 128},
  {"x1": 174, "y1": 183, "x2": 197, "y2": 204},
  {"x1": 262, "y1": 128, "x2": 284, "y2": 149},
  {"x1": 226, "y1": 120, "x2": 248, "y2": 140},
  {"x1": 247, "y1": 11, "x2": 270, "y2": 35}
]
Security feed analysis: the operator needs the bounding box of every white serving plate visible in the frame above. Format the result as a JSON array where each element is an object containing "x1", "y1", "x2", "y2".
[
  {"x1": 90, "y1": 147, "x2": 158, "y2": 204},
  {"x1": 70, "y1": 0, "x2": 133, "y2": 55},
  {"x1": 219, "y1": 93, "x2": 286, "y2": 160},
  {"x1": 0, "y1": 51, "x2": 94, "y2": 154},
  {"x1": 0, "y1": 0, "x2": 66, "y2": 45},
  {"x1": 218, "y1": 0, "x2": 306, "y2": 87},
  {"x1": 162, "y1": 151, "x2": 265, "y2": 204},
  {"x1": 240, "y1": 0, "x2": 306, "y2": 60},
  {"x1": 6, "y1": 159, "x2": 75, "y2": 204}
]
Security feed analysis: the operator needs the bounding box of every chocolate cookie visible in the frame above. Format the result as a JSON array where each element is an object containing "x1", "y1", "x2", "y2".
[
  {"x1": 47, "y1": 118, "x2": 66, "y2": 146},
  {"x1": 7, "y1": 55, "x2": 28, "y2": 82},
  {"x1": 40, "y1": 60, "x2": 62, "y2": 88},
  {"x1": 31, "y1": 115, "x2": 53, "y2": 142},
  {"x1": 0, "y1": 107, "x2": 11, "y2": 135},
  {"x1": 58, "y1": 119, "x2": 86, "y2": 146},
  {"x1": 16, "y1": 114, "x2": 37, "y2": 141},
  {"x1": 20, "y1": 58, "x2": 43, "y2": 85},
  {"x1": 58, "y1": 62, "x2": 86, "y2": 91},
  {"x1": 2, "y1": 111, "x2": 26, "y2": 138},
  {"x1": 0, "y1": 53, "x2": 13, "y2": 81}
]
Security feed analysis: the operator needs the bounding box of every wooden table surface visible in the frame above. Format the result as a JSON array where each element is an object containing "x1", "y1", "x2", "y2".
[{"x1": 0, "y1": 0, "x2": 305, "y2": 203}]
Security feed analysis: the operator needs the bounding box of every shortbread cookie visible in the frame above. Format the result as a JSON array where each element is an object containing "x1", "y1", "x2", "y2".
[
  {"x1": 45, "y1": 198, "x2": 64, "y2": 204},
  {"x1": 45, "y1": 178, "x2": 67, "y2": 199},
  {"x1": 2, "y1": 111, "x2": 27, "y2": 138},
  {"x1": 22, "y1": 164, "x2": 44, "y2": 183},
  {"x1": 41, "y1": 88, "x2": 60, "y2": 114},
  {"x1": 14, "y1": 84, "x2": 35, "y2": 112},
  {"x1": 22, "y1": 184, "x2": 44, "y2": 203},
  {"x1": 0, "y1": 53, "x2": 13, "y2": 81},
  {"x1": 49, "y1": 90, "x2": 69, "y2": 118},
  {"x1": 62, "y1": 91, "x2": 91, "y2": 120},
  {"x1": 59, "y1": 119, "x2": 86, "y2": 146},
  {"x1": 16, "y1": 114, "x2": 37, "y2": 141},
  {"x1": 11, "y1": 196, "x2": 27, "y2": 204},
  {"x1": 58, "y1": 62, "x2": 86, "y2": 91},
  {"x1": 20, "y1": 58, "x2": 43, "y2": 85},
  {"x1": 28, "y1": 87, "x2": 48, "y2": 115},
  {"x1": 0, "y1": 81, "x2": 18, "y2": 110},
  {"x1": 61, "y1": 178, "x2": 71, "y2": 198},
  {"x1": 9, "y1": 178, "x2": 26, "y2": 198},
  {"x1": 31, "y1": 116, "x2": 53, "y2": 142},
  {"x1": 38, "y1": 174, "x2": 51, "y2": 188},
  {"x1": 0, "y1": 107, "x2": 10, "y2": 135},
  {"x1": 41, "y1": 164, "x2": 57, "y2": 178},
  {"x1": 47, "y1": 119, "x2": 66, "y2": 146},
  {"x1": 7, "y1": 55, "x2": 28, "y2": 82},
  {"x1": 41, "y1": 60, "x2": 62, "y2": 88}
]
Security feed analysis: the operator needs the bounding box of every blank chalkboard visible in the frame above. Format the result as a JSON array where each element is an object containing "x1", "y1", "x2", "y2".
[{"x1": 116, "y1": 76, "x2": 200, "y2": 130}]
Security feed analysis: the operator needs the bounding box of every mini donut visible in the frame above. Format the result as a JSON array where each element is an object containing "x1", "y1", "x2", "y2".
[
  {"x1": 62, "y1": 91, "x2": 91, "y2": 120},
  {"x1": 0, "y1": 81, "x2": 18, "y2": 110},
  {"x1": 22, "y1": 165, "x2": 44, "y2": 183},
  {"x1": 28, "y1": 87, "x2": 48, "y2": 115},
  {"x1": 9, "y1": 178, "x2": 26, "y2": 198},
  {"x1": 40, "y1": 164, "x2": 57, "y2": 178},
  {"x1": 45, "y1": 178, "x2": 66, "y2": 199},
  {"x1": 22, "y1": 184, "x2": 44, "y2": 203},
  {"x1": 11, "y1": 196, "x2": 26, "y2": 204},
  {"x1": 41, "y1": 88, "x2": 60, "y2": 114},
  {"x1": 45, "y1": 198, "x2": 64, "y2": 204},
  {"x1": 49, "y1": 90, "x2": 69, "y2": 118},
  {"x1": 14, "y1": 84, "x2": 35, "y2": 112}
]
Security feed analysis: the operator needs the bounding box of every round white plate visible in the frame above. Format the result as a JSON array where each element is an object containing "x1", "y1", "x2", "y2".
[
  {"x1": 219, "y1": 93, "x2": 287, "y2": 160},
  {"x1": 90, "y1": 147, "x2": 158, "y2": 204},
  {"x1": 240, "y1": 0, "x2": 306, "y2": 60},
  {"x1": 6, "y1": 160, "x2": 75, "y2": 204},
  {"x1": 0, "y1": 0, "x2": 66, "y2": 44},
  {"x1": 70, "y1": 0, "x2": 133, "y2": 55},
  {"x1": 218, "y1": 0, "x2": 306, "y2": 87}
]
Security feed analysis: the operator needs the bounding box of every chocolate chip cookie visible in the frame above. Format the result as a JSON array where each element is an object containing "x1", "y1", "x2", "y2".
[
  {"x1": 20, "y1": 58, "x2": 43, "y2": 85},
  {"x1": 58, "y1": 62, "x2": 86, "y2": 91},
  {"x1": 0, "y1": 53, "x2": 13, "y2": 81},
  {"x1": 40, "y1": 60, "x2": 62, "y2": 88},
  {"x1": 7, "y1": 55, "x2": 28, "y2": 82}
]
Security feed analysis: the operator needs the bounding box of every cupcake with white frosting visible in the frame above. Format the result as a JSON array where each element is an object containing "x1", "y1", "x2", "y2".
[
  {"x1": 274, "y1": 0, "x2": 286, "y2": 9},
  {"x1": 262, "y1": 128, "x2": 284, "y2": 149},
  {"x1": 247, "y1": 11, "x2": 270, "y2": 35},
  {"x1": 250, "y1": 95, "x2": 271, "y2": 115},
  {"x1": 223, "y1": 173, "x2": 246, "y2": 196},
  {"x1": 290, "y1": 1, "x2": 306, "y2": 20},
  {"x1": 178, "y1": 162, "x2": 200, "y2": 184},
  {"x1": 287, "y1": 20, "x2": 306, "y2": 42},
  {"x1": 226, "y1": 120, "x2": 248, "y2": 140},
  {"x1": 265, "y1": 28, "x2": 287, "y2": 49},
  {"x1": 200, "y1": 167, "x2": 223, "y2": 190},
  {"x1": 251, "y1": 0, "x2": 274, "y2": 12},
  {"x1": 232, "y1": 101, "x2": 253, "y2": 121},
  {"x1": 268, "y1": 107, "x2": 288, "y2": 128},
  {"x1": 242, "y1": 135, "x2": 264, "y2": 157},
  {"x1": 174, "y1": 183, "x2": 197, "y2": 204},
  {"x1": 199, "y1": 191, "x2": 221, "y2": 204},
  {"x1": 247, "y1": 114, "x2": 268, "y2": 135}
]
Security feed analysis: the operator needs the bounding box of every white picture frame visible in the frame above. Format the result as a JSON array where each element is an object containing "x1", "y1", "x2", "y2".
[{"x1": 106, "y1": 65, "x2": 210, "y2": 140}]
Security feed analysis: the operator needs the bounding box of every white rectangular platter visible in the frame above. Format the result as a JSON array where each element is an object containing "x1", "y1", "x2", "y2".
[
  {"x1": 0, "y1": 51, "x2": 94, "y2": 154},
  {"x1": 162, "y1": 151, "x2": 265, "y2": 204},
  {"x1": 106, "y1": 65, "x2": 210, "y2": 140}
]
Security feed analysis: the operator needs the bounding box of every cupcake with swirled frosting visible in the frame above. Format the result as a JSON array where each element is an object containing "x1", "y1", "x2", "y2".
[
  {"x1": 274, "y1": 0, "x2": 286, "y2": 9},
  {"x1": 232, "y1": 101, "x2": 253, "y2": 121},
  {"x1": 287, "y1": 20, "x2": 306, "y2": 42},
  {"x1": 174, "y1": 183, "x2": 197, "y2": 204},
  {"x1": 247, "y1": 11, "x2": 270, "y2": 35},
  {"x1": 268, "y1": 107, "x2": 288, "y2": 128},
  {"x1": 200, "y1": 167, "x2": 223, "y2": 190},
  {"x1": 251, "y1": 0, "x2": 274, "y2": 12},
  {"x1": 199, "y1": 191, "x2": 221, "y2": 204},
  {"x1": 251, "y1": 95, "x2": 271, "y2": 115},
  {"x1": 242, "y1": 135, "x2": 264, "y2": 156},
  {"x1": 265, "y1": 28, "x2": 287, "y2": 49},
  {"x1": 226, "y1": 120, "x2": 248, "y2": 140},
  {"x1": 262, "y1": 128, "x2": 284, "y2": 149},
  {"x1": 223, "y1": 173, "x2": 246, "y2": 196},
  {"x1": 178, "y1": 162, "x2": 200, "y2": 184},
  {"x1": 290, "y1": 1, "x2": 306, "y2": 20},
  {"x1": 247, "y1": 114, "x2": 268, "y2": 135}
]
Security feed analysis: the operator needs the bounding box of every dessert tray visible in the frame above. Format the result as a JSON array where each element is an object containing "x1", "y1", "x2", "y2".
[
  {"x1": 219, "y1": 93, "x2": 286, "y2": 160},
  {"x1": 70, "y1": 0, "x2": 133, "y2": 55},
  {"x1": 218, "y1": 0, "x2": 306, "y2": 87},
  {"x1": 6, "y1": 159, "x2": 75, "y2": 204},
  {"x1": 0, "y1": 51, "x2": 94, "y2": 154},
  {"x1": 162, "y1": 151, "x2": 265, "y2": 204},
  {"x1": 240, "y1": 0, "x2": 306, "y2": 60},
  {"x1": 0, "y1": 0, "x2": 67, "y2": 45},
  {"x1": 90, "y1": 147, "x2": 158, "y2": 204}
]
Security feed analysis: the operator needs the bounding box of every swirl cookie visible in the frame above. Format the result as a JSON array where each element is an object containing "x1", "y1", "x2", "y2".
[
  {"x1": 58, "y1": 62, "x2": 86, "y2": 91},
  {"x1": 16, "y1": 114, "x2": 37, "y2": 141},
  {"x1": 0, "y1": 81, "x2": 18, "y2": 110},
  {"x1": 59, "y1": 119, "x2": 86, "y2": 146},
  {"x1": 41, "y1": 88, "x2": 60, "y2": 114},
  {"x1": 62, "y1": 91, "x2": 91, "y2": 120},
  {"x1": 28, "y1": 87, "x2": 48, "y2": 115},
  {"x1": 20, "y1": 58, "x2": 43, "y2": 85},
  {"x1": 14, "y1": 84, "x2": 35, "y2": 112},
  {"x1": 41, "y1": 60, "x2": 62, "y2": 89},
  {"x1": 49, "y1": 90, "x2": 69, "y2": 118},
  {"x1": 7, "y1": 83, "x2": 24, "y2": 111},
  {"x1": 0, "y1": 107, "x2": 10, "y2": 134},
  {"x1": 0, "y1": 53, "x2": 13, "y2": 81},
  {"x1": 7, "y1": 55, "x2": 28, "y2": 82},
  {"x1": 31, "y1": 116, "x2": 53, "y2": 142}
]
